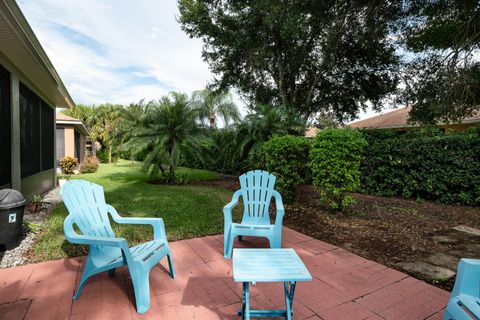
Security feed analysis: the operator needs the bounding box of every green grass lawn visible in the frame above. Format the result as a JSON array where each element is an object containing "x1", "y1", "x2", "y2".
[{"x1": 30, "y1": 160, "x2": 238, "y2": 262}]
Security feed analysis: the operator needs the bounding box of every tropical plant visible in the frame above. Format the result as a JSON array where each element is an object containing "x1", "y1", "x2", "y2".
[
  {"x1": 60, "y1": 156, "x2": 79, "y2": 174},
  {"x1": 90, "y1": 104, "x2": 123, "y2": 163},
  {"x1": 190, "y1": 89, "x2": 240, "y2": 128},
  {"x1": 126, "y1": 92, "x2": 207, "y2": 182},
  {"x1": 237, "y1": 104, "x2": 305, "y2": 159}
]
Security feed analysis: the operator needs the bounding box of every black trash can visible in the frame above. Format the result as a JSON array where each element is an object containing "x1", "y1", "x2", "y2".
[{"x1": 0, "y1": 189, "x2": 27, "y2": 245}]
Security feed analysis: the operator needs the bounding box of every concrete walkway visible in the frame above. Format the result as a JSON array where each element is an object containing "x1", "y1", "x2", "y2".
[{"x1": 0, "y1": 228, "x2": 449, "y2": 320}]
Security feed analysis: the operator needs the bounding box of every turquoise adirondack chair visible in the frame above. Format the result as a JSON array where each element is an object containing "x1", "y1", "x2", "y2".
[
  {"x1": 444, "y1": 259, "x2": 480, "y2": 320},
  {"x1": 61, "y1": 180, "x2": 175, "y2": 314},
  {"x1": 223, "y1": 170, "x2": 285, "y2": 259}
]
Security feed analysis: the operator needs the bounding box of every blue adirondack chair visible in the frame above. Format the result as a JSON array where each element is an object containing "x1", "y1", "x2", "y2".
[
  {"x1": 223, "y1": 170, "x2": 285, "y2": 259},
  {"x1": 61, "y1": 180, "x2": 175, "y2": 314},
  {"x1": 444, "y1": 259, "x2": 480, "y2": 320}
]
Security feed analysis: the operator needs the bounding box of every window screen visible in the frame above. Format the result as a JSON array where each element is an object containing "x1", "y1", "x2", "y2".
[
  {"x1": 20, "y1": 83, "x2": 55, "y2": 178},
  {"x1": 0, "y1": 65, "x2": 11, "y2": 186},
  {"x1": 41, "y1": 101, "x2": 54, "y2": 170},
  {"x1": 20, "y1": 84, "x2": 41, "y2": 178}
]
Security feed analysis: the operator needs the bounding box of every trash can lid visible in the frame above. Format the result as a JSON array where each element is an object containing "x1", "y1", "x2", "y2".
[{"x1": 0, "y1": 189, "x2": 27, "y2": 210}]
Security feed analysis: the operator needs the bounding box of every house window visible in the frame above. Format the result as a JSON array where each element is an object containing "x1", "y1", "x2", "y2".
[
  {"x1": 0, "y1": 65, "x2": 11, "y2": 186},
  {"x1": 74, "y1": 130, "x2": 81, "y2": 160},
  {"x1": 19, "y1": 83, "x2": 54, "y2": 178}
]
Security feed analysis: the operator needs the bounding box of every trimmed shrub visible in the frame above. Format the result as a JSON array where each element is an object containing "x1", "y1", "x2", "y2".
[
  {"x1": 264, "y1": 135, "x2": 311, "y2": 203},
  {"x1": 80, "y1": 156, "x2": 100, "y2": 173},
  {"x1": 310, "y1": 128, "x2": 367, "y2": 210},
  {"x1": 60, "y1": 156, "x2": 79, "y2": 174},
  {"x1": 361, "y1": 127, "x2": 480, "y2": 205}
]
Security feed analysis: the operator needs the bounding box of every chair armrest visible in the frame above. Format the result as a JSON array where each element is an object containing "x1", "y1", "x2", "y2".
[
  {"x1": 223, "y1": 190, "x2": 242, "y2": 224},
  {"x1": 106, "y1": 205, "x2": 167, "y2": 240},
  {"x1": 63, "y1": 215, "x2": 128, "y2": 248},
  {"x1": 272, "y1": 190, "x2": 285, "y2": 227}
]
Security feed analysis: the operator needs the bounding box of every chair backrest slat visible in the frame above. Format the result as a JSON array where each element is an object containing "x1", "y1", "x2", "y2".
[
  {"x1": 239, "y1": 170, "x2": 276, "y2": 225},
  {"x1": 61, "y1": 180, "x2": 115, "y2": 239}
]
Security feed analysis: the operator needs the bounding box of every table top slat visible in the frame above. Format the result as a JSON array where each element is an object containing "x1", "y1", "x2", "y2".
[{"x1": 232, "y1": 248, "x2": 312, "y2": 283}]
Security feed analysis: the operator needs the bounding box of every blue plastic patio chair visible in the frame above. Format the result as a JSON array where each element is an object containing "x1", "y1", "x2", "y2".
[
  {"x1": 444, "y1": 258, "x2": 480, "y2": 320},
  {"x1": 223, "y1": 170, "x2": 285, "y2": 259},
  {"x1": 61, "y1": 180, "x2": 175, "y2": 314}
]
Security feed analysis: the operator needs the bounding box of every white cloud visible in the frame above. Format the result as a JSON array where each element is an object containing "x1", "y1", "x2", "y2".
[{"x1": 17, "y1": 0, "x2": 214, "y2": 105}]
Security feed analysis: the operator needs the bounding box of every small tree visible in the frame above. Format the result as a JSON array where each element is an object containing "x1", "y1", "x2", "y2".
[
  {"x1": 127, "y1": 92, "x2": 206, "y2": 183},
  {"x1": 310, "y1": 128, "x2": 367, "y2": 210},
  {"x1": 190, "y1": 89, "x2": 240, "y2": 128}
]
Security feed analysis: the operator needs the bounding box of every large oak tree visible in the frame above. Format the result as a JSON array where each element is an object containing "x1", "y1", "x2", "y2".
[
  {"x1": 178, "y1": 0, "x2": 402, "y2": 121},
  {"x1": 401, "y1": 0, "x2": 480, "y2": 124}
]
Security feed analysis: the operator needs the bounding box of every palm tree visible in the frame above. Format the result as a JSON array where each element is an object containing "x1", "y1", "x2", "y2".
[
  {"x1": 237, "y1": 104, "x2": 305, "y2": 157},
  {"x1": 127, "y1": 92, "x2": 206, "y2": 181},
  {"x1": 190, "y1": 89, "x2": 240, "y2": 128},
  {"x1": 91, "y1": 104, "x2": 123, "y2": 163}
]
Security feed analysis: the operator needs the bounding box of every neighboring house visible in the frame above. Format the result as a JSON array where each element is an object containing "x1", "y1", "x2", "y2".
[
  {"x1": 349, "y1": 107, "x2": 480, "y2": 131},
  {"x1": 305, "y1": 107, "x2": 480, "y2": 137},
  {"x1": 56, "y1": 113, "x2": 90, "y2": 167},
  {"x1": 0, "y1": 1, "x2": 74, "y2": 198}
]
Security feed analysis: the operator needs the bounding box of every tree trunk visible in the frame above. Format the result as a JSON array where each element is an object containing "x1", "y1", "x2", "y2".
[
  {"x1": 209, "y1": 113, "x2": 215, "y2": 128},
  {"x1": 108, "y1": 145, "x2": 112, "y2": 164}
]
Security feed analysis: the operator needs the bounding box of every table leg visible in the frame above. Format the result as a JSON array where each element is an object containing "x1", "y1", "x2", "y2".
[
  {"x1": 237, "y1": 282, "x2": 296, "y2": 319},
  {"x1": 241, "y1": 282, "x2": 250, "y2": 320},
  {"x1": 284, "y1": 281, "x2": 296, "y2": 320}
]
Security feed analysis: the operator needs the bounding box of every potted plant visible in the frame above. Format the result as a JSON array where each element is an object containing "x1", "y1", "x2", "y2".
[
  {"x1": 27, "y1": 194, "x2": 43, "y2": 214},
  {"x1": 57, "y1": 174, "x2": 70, "y2": 187}
]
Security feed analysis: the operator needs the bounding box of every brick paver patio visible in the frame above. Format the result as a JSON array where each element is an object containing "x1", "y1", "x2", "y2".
[{"x1": 0, "y1": 227, "x2": 449, "y2": 320}]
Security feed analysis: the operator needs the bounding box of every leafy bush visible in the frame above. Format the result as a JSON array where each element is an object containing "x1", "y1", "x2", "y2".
[
  {"x1": 80, "y1": 156, "x2": 99, "y2": 173},
  {"x1": 263, "y1": 135, "x2": 311, "y2": 203},
  {"x1": 96, "y1": 148, "x2": 109, "y2": 163},
  {"x1": 59, "y1": 156, "x2": 79, "y2": 174},
  {"x1": 310, "y1": 128, "x2": 367, "y2": 210},
  {"x1": 361, "y1": 127, "x2": 480, "y2": 205}
]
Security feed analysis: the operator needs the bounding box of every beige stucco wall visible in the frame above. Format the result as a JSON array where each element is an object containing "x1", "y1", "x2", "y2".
[{"x1": 64, "y1": 126, "x2": 75, "y2": 158}]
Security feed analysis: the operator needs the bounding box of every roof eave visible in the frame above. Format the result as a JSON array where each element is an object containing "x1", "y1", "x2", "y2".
[{"x1": 0, "y1": 1, "x2": 75, "y2": 108}]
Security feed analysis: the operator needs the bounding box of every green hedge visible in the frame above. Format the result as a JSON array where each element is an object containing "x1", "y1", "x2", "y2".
[
  {"x1": 263, "y1": 135, "x2": 311, "y2": 203},
  {"x1": 310, "y1": 128, "x2": 367, "y2": 210},
  {"x1": 361, "y1": 127, "x2": 480, "y2": 205}
]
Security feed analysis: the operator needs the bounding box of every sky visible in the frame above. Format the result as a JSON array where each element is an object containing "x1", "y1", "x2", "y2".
[{"x1": 17, "y1": 0, "x2": 381, "y2": 121}]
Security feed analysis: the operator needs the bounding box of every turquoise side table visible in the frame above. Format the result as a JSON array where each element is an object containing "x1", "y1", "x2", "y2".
[{"x1": 232, "y1": 248, "x2": 312, "y2": 319}]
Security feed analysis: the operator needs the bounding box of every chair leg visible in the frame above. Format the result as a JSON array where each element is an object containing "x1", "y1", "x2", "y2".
[
  {"x1": 73, "y1": 255, "x2": 95, "y2": 300},
  {"x1": 73, "y1": 271, "x2": 92, "y2": 300},
  {"x1": 167, "y1": 253, "x2": 175, "y2": 279},
  {"x1": 225, "y1": 232, "x2": 235, "y2": 259},
  {"x1": 224, "y1": 228, "x2": 231, "y2": 258},
  {"x1": 130, "y1": 268, "x2": 151, "y2": 314},
  {"x1": 273, "y1": 229, "x2": 282, "y2": 248}
]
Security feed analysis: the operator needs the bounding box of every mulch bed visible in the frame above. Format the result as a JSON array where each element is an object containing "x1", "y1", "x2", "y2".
[{"x1": 189, "y1": 176, "x2": 480, "y2": 290}]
